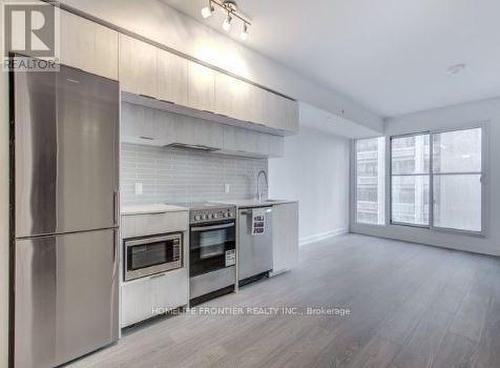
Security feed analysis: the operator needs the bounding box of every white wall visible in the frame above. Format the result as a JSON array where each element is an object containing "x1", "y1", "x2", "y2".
[
  {"x1": 269, "y1": 103, "x2": 350, "y2": 245},
  {"x1": 351, "y1": 97, "x2": 500, "y2": 256},
  {"x1": 59, "y1": 0, "x2": 383, "y2": 134}
]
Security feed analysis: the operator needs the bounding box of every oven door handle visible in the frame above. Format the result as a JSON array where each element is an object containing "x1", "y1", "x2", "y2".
[
  {"x1": 125, "y1": 235, "x2": 179, "y2": 247},
  {"x1": 191, "y1": 223, "x2": 235, "y2": 232}
]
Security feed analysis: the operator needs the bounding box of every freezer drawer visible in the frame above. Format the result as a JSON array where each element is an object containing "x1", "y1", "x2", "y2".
[
  {"x1": 14, "y1": 229, "x2": 119, "y2": 368},
  {"x1": 14, "y1": 66, "x2": 119, "y2": 238},
  {"x1": 238, "y1": 207, "x2": 273, "y2": 281}
]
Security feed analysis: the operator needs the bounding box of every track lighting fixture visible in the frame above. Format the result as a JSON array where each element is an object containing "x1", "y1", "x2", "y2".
[
  {"x1": 222, "y1": 13, "x2": 232, "y2": 32},
  {"x1": 200, "y1": 0, "x2": 251, "y2": 40}
]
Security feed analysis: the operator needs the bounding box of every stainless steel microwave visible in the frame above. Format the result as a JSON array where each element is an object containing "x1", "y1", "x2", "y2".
[{"x1": 124, "y1": 233, "x2": 182, "y2": 282}]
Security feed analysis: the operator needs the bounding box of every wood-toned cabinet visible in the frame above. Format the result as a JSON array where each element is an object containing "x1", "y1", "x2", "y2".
[
  {"x1": 33, "y1": 9, "x2": 299, "y2": 136},
  {"x1": 121, "y1": 102, "x2": 160, "y2": 146},
  {"x1": 161, "y1": 114, "x2": 224, "y2": 150},
  {"x1": 215, "y1": 72, "x2": 251, "y2": 121},
  {"x1": 271, "y1": 202, "x2": 299, "y2": 275},
  {"x1": 262, "y1": 92, "x2": 299, "y2": 133},
  {"x1": 268, "y1": 134, "x2": 285, "y2": 157},
  {"x1": 157, "y1": 49, "x2": 188, "y2": 106},
  {"x1": 119, "y1": 34, "x2": 157, "y2": 97},
  {"x1": 121, "y1": 102, "x2": 224, "y2": 151},
  {"x1": 59, "y1": 10, "x2": 118, "y2": 80},
  {"x1": 117, "y1": 33, "x2": 297, "y2": 135},
  {"x1": 121, "y1": 268, "x2": 188, "y2": 327},
  {"x1": 188, "y1": 62, "x2": 216, "y2": 112},
  {"x1": 222, "y1": 125, "x2": 284, "y2": 158}
]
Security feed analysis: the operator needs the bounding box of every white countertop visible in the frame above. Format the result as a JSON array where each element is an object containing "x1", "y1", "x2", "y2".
[
  {"x1": 217, "y1": 199, "x2": 298, "y2": 209},
  {"x1": 121, "y1": 204, "x2": 188, "y2": 216}
]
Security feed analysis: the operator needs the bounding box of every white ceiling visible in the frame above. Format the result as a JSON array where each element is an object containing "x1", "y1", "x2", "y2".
[{"x1": 162, "y1": 0, "x2": 500, "y2": 118}]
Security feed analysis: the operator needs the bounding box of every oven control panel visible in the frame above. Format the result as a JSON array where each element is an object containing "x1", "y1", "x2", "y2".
[{"x1": 190, "y1": 206, "x2": 236, "y2": 224}]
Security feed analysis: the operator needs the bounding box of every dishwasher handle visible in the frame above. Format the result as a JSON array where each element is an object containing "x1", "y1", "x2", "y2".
[{"x1": 240, "y1": 207, "x2": 273, "y2": 215}]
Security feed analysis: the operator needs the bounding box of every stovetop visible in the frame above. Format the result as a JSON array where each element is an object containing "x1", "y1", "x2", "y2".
[
  {"x1": 165, "y1": 201, "x2": 229, "y2": 210},
  {"x1": 165, "y1": 201, "x2": 236, "y2": 224}
]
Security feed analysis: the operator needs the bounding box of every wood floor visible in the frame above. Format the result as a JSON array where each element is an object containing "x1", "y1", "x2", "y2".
[{"x1": 66, "y1": 234, "x2": 500, "y2": 368}]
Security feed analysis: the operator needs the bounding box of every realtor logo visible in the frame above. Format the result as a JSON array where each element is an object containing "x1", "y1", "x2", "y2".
[{"x1": 2, "y1": 1, "x2": 59, "y2": 71}]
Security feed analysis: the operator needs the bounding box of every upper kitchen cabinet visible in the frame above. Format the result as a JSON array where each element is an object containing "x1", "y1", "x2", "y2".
[
  {"x1": 119, "y1": 34, "x2": 157, "y2": 97},
  {"x1": 188, "y1": 62, "x2": 216, "y2": 113},
  {"x1": 59, "y1": 10, "x2": 118, "y2": 80},
  {"x1": 116, "y1": 32, "x2": 298, "y2": 135},
  {"x1": 157, "y1": 49, "x2": 188, "y2": 106},
  {"x1": 121, "y1": 102, "x2": 160, "y2": 146},
  {"x1": 215, "y1": 72, "x2": 298, "y2": 135},
  {"x1": 222, "y1": 125, "x2": 284, "y2": 158},
  {"x1": 263, "y1": 92, "x2": 299, "y2": 134},
  {"x1": 215, "y1": 73, "x2": 250, "y2": 121}
]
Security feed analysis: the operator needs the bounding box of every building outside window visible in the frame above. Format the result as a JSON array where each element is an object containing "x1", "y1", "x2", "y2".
[
  {"x1": 355, "y1": 137, "x2": 385, "y2": 225},
  {"x1": 355, "y1": 127, "x2": 483, "y2": 233},
  {"x1": 391, "y1": 134, "x2": 430, "y2": 226}
]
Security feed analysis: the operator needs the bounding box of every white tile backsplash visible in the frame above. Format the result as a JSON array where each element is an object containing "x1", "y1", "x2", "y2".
[{"x1": 121, "y1": 143, "x2": 268, "y2": 205}]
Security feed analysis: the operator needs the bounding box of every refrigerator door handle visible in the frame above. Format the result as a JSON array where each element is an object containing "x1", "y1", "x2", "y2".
[
  {"x1": 113, "y1": 190, "x2": 119, "y2": 226},
  {"x1": 113, "y1": 229, "x2": 119, "y2": 279}
]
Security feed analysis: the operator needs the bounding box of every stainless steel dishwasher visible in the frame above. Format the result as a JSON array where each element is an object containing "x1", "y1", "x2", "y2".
[{"x1": 238, "y1": 206, "x2": 273, "y2": 284}]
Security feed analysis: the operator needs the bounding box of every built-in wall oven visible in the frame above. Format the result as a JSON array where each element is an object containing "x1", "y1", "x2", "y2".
[
  {"x1": 124, "y1": 233, "x2": 182, "y2": 282},
  {"x1": 189, "y1": 204, "x2": 237, "y2": 303}
]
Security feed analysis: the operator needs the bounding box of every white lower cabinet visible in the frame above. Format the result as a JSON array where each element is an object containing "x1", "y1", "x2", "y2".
[
  {"x1": 271, "y1": 202, "x2": 299, "y2": 275},
  {"x1": 121, "y1": 268, "x2": 188, "y2": 328}
]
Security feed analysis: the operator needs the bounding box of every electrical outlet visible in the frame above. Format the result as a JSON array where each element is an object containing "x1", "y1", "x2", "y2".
[
  {"x1": 135, "y1": 182, "x2": 143, "y2": 195},
  {"x1": 225, "y1": 184, "x2": 230, "y2": 194}
]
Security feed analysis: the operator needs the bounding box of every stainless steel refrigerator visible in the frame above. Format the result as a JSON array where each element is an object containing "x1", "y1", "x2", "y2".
[{"x1": 11, "y1": 65, "x2": 120, "y2": 368}]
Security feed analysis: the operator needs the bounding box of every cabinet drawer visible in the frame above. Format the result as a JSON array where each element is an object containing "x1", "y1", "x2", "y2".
[
  {"x1": 121, "y1": 268, "x2": 188, "y2": 327},
  {"x1": 121, "y1": 211, "x2": 188, "y2": 238}
]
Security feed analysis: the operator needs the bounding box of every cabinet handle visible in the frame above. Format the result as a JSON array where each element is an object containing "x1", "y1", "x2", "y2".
[{"x1": 150, "y1": 273, "x2": 166, "y2": 280}]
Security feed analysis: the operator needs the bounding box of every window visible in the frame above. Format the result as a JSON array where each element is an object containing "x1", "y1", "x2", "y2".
[
  {"x1": 355, "y1": 137, "x2": 385, "y2": 225},
  {"x1": 432, "y1": 128, "x2": 482, "y2": 232},
  {"x1": 391, "y1": 133, "x2": 430, "y2": 226},
  {"x1": 390, "y1": 127, "x2": 483, "y2": 233}
]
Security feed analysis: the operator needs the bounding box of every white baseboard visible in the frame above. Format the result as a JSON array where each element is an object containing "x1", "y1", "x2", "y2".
[{"x1": 299, "y1": 228, "x2": 348, "y2": 246}]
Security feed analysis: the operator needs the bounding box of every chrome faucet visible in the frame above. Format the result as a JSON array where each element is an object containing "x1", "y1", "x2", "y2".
[{"x1": 256, "y1": 170, "x2": 268, "y2": 202}]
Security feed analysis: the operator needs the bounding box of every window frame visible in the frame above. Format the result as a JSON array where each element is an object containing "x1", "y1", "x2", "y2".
[
  {"x1": 389, "y1": 131, "x2": 431, "y2": 228},
  {"x1": 352, "y1": 136, "x2": 387, "y2": 226},
  {"x1": 389, "y1": 125, "x2": 486, "y2": 236},
  {"x1": 427, "y1": 125, "x2": 485, "y2": 235}
]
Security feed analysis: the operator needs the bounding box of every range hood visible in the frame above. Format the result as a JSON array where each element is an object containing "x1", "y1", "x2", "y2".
[{"x1": 164, "y1": 143, "x2": 220, "y2": 152}]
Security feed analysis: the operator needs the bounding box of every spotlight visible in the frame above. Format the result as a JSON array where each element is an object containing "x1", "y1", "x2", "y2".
[
  {"x1": 222, "y1": 14, "x2": 232, "y2": 32},
  {"x1": 201, "y1": 2, "x2": 214, "y2": 19},
  {"x1": 240, "y1": 23, "x2": 249, "y2": 40}
]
